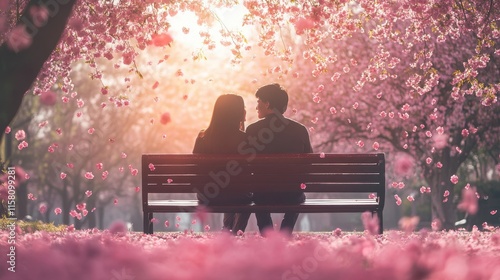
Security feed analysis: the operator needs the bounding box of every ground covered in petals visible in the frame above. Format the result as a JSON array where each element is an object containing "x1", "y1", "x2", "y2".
[{"x1": 1, "y1": 228, "x2": 500, "y2": 280}]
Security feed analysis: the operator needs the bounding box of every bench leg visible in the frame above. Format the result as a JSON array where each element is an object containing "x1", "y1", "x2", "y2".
[
  {"x1": 144, "y1": 212, "x2": 153, "y2": 234},
  {"x1": 377, "y1": 210, "x2": 383, "y2": 234}
]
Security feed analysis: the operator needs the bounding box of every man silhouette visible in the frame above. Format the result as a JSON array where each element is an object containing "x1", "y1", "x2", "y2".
[{"x1": 235, "y1": 83, "x2": 313, "y2": 235}]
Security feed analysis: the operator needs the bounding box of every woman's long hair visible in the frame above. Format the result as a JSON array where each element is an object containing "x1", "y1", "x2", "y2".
[{"x1": 204, "y1": 94, "x2": 245, "y2": 137}]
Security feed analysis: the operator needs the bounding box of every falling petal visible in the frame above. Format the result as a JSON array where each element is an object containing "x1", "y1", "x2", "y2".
[{"x1": 85, "y1": 172, "x2": 94, "y2": 180}]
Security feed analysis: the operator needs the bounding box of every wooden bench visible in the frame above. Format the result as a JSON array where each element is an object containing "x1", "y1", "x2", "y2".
[{"x1": 142, "y1": 153, "x2": 385, "y2": 234}]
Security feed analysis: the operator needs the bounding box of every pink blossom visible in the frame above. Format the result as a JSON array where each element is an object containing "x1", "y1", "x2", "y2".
[
  {"x1": 29, "y1": 5, "x2": 49, "y2": 27},
  {"x1": 457, "y1": 186, "x2": 478, "y2": 215},
  {"x1": 18, "y1": 141, "x2": 28, "y2": 150},
  {"x1": 76, "y1": 203, "x2": 86, "y2": 211},
  {"x1": 68, "y1": 17, "x2": 84, "y2": 31},
  {"x1": 108, "y1": 221, "x2": 127, "y2": 234},
  {"x1": 122, "y1": 52, "x2": 134, "y2": 65},
  {"x1": 151, "y1": 33, "x2": 173, "y2": 47},
  {"x1": 461, "y1": 129, "x2": 469, "y2": 137},
  {"x1": 431, "y1": 219, "x2": 442, "y2": 231},
  {"x1": 398, "y1": 216, "x2": 419, "y2": 233},
  {"x1": 69, "y1": 210, "x2": 79, "y2": 218},
  {"x1": 85, "y1": 190, "x2": 92, "y2": 197},
  {"x1": 164, "y1": 220, "x2": 170, "y2": 227},
  {"x1": 300, "y1": 183, "x2": 307, "y2": 190},
  {"x1": 102, "y1": 171, "x2": 109, "y2": 180},
  {"x1": 393, "y1": 153, "x2": 414, "y2": 177},
  {"x1": 294, "y1": 17, "x2": 315, "y2": 34},
  {"x1": 394, "y1": 194, "x2": 402, "y2": 206},
  {"x1": 39, "y1": 90, "x2": 57, "y2": 106},
  {"x1": 6, "y1": 25, "x2": 32, "y2": 52},
  {"x1": 84, "y1": 172, "x2": 94, "y2": 180},
  {"x1": 96, "y1": 163, "x2": 103, "y2": 170},
  {"x1": 28, "y1": 193, "x2": 37, "y2": 200},
  {"x1": 15, "y1": 130, "x2": 26, "y2": 140},
  {"x1": 5, "y1": 126, "x2": 11, "y2": 134},
  {"x1": 60, "y1": 172, "x2": 67, "y2": 179},
  {"x1": 361, "y1": 211, "x2": 379, "y2": 235},
  {"x1": 372, "y1": 142, "x2": 380, "y2": 150},
  {"x1": 54, "y1": 207, "x2": 62, "y2": 215},
  {"x1": 39, "y1": 203, "x2": 47, "y2": 214},
  {"x1": 432, "y1": 133, "x2": 448, "y2": 149},
  {"x1": 450, "y1": 175, "x2": 459, "y2": 184}
]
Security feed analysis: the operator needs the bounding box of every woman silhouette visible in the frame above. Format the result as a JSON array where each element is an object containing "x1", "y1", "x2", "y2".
[{"x1": 193, "y1": 94, "x2": 251, "y2": 232}]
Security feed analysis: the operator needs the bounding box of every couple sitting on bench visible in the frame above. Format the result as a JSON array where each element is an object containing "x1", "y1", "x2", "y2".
[{"x1": 193, "y1": 83, "x2": 313, "y2": 236}]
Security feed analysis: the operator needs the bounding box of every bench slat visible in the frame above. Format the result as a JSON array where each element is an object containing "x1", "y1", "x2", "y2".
[
  {"x1": 144, "y1": 153, "x2": 383, "y2": 164},
  {"x1": 144, "y1": 174, "x2": 383, "y2": 185},
  {"x1": 146, "y1": 199, "x2": 380, "y2": 213},
  {"x1": 144, "y1": 183, "x2": 383, "y2": 193},
  {"x1": 149, "y1": 164, "x2": 382, "y2": 174}
]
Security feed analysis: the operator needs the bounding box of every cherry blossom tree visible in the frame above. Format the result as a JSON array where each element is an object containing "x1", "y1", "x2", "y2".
[{"x1": 288, "y1": 14, "x2": 499, "y2": 229}]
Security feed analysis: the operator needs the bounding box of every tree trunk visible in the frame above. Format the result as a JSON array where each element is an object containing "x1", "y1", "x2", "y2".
[
  {"x1": 86, "y1": 196, "x2": 96, "y2": 229},
  {"x1": 425, "y1": 147, "x2": 462, "y2": 230},
  {"x1": 98, "y1": 205, "x2": 105, "y2": 229},
  {"x1": 62, "y1": 182, "x2": 70, "y2": 225},
  {"x1": 0, "y1": 0, "x2": 77, "y2": 134},
  {"x1": 17, "y1": 181, "x2": 28, "y2": 219}
]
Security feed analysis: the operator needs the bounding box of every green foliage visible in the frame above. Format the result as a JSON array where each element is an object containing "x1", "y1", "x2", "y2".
[{"x1": 0, "y1": 217, "x2": 66, "y2": 233}]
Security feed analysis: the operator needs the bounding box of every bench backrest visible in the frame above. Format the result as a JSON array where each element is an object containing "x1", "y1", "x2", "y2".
[{"x1": 142, "y1": 153, "x2": 385, "y2": 206}]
